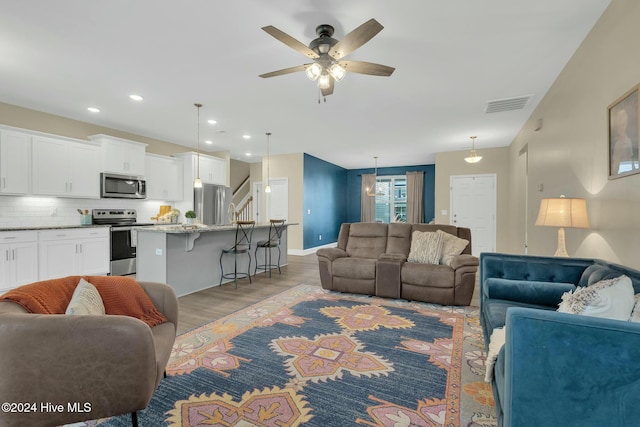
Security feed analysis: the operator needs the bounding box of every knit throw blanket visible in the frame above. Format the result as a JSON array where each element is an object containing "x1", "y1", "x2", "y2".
[{"x1": 0, "y1": 275, "x2": 167, "y2": 327}]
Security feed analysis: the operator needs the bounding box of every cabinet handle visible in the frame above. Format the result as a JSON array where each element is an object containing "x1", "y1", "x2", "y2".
[
  {"x1": 4, "y1": 250, "x2": 8, "y2": 261},
  {"x1": 78, "y1": 244, "x2": 83, "y2": 254},
  {"x1": 56, "y1": 234, "x2": 68, "y2": 237},
  {"x1": 2, "y1": 177, "x2": 5, "y2": 188},
  {"x1": 69, "y1": 182, "x2": 73, "y2": 192},
  {"x1": 12, "y1": 249, "x2": 15, "y2": 261}
]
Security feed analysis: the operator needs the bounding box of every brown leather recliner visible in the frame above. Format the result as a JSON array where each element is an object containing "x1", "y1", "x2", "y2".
[
  {"x1": 317, "y1": 222, "x2": 479, "y2": 306},
  {"x1": 0, "y1": 280, "x2": 178, "y2": 427}
]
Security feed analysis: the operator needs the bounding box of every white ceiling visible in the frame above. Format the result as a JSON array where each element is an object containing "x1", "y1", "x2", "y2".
[{"x1": 0, "y1": 1, "x2": 611, "y2": 169}]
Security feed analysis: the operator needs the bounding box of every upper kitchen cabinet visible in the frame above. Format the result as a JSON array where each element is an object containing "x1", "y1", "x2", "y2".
[
  {"x1": 175, "y1": 152, "x2": 227, "y2": 186},
  {"x1": 89, "y1": 134, "x2": 147, "y2": 176},
  {"x1": 145, "y1": 153, "x2": 183, "y2": 201},
  {"x1": 32, "y1": 136, "x2": 101, "y2": 198},
  {"x1": 0, "y1": 129, "x2": 31, "y2": 195}
]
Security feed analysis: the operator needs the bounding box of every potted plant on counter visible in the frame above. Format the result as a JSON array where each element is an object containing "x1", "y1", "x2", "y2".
[{"x1": 185, "y1": 210, "x2": 197, "y2": 225}]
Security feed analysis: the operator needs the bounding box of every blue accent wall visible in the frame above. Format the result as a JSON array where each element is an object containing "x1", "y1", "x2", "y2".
[
  {"x1": 303, "y1": 154, "x2": 348, "y2": 249},
  {"x1": 346, "y1": 165, "x2": 435, "y2": 224}
]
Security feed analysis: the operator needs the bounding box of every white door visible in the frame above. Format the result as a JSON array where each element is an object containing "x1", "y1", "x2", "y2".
[
  {"x1": 450, "y1": 174, "x2": 496, "y2": 256},
  {"x1": 253, "y1": 182, "x2": 262, "y2": 223},
  {"x1": 266, "y1": 178, "x2": 288, "y2": 221}
]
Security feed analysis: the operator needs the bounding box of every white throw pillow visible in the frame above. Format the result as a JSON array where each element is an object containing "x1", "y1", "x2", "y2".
[
  {"x1": 408, "y1": 231, "x2": 444, "y2": 264},
  {"x1": 436, "y1": 229, "x2": 469, "y2": 266},
  {"x1": 629, "y1": 294, "x2": 640, "y2": 322},
  {"x1": 557, "y1": 275, "x2": 634, "y2": 321},
  {"x1": 66, "y1": 278, "x2": 105, "y2": 315}
]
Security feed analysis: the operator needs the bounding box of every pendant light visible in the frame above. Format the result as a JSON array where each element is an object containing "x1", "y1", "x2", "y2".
[
  {"x1": 193, "y1": 103, "x2": 203, "y2": 188},
  {"x1": 366, "y1": 156, "x2": 384, "y2": 197},
  {"x1": 464, "y1": 135, "x2": 483, "y2": 164},
  {"x1": 265, "y1": 132, "x2": 272, "y2": 193}
]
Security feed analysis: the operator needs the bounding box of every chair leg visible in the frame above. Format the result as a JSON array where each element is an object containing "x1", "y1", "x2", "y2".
[
  {"x1": 234, "y1": 253, "x2": 238, "y2": 289},
  {"x1": 248, "y1": 252, "x2": 252, "y2": 284},
  {"x1": 267, "y1": 245, "x2": 272, "y2": 278},
  {"x1": 219, "y1": 252, "x2": 224, "y2": 286},
  {"x1": 131, "y1": 411, "x2": 138, "y2": 427},
  {"x1": 254, "y1": 247, "x2": 259, "y2": 275},
  {"x1": 277, "y1": 246, "x2": 282, "y2": 274}
]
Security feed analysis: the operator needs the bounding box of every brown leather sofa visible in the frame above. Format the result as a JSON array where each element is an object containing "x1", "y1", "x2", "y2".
[
  {"x1": 317, "y1": 223, "x2": 479, "y2": 305},
  {"x1": 0, "y1": 280, "x2": 178, "y2": 427}
]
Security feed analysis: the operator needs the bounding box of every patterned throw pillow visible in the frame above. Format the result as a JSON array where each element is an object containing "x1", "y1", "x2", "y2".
[
  {"x1": 65, "y1": 278, "x2": 105, "y2": 315},
  {"x1": 557, "y1": 275, "x2": 634, "y2": 321},
  {"x1": 408, "y1": 231, "x2": 445, "y2": 264},
  {"x1": 629, "y1": 294, "x2": 640, "y2": 322},
  {"x1": 436, "y1": 229, "x2": 469, "y2": 266}
]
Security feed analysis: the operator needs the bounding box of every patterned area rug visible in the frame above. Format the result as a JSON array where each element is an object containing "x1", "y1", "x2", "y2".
[{"x1": 91, "y1": 284, "x2": 497, "y2": 426}]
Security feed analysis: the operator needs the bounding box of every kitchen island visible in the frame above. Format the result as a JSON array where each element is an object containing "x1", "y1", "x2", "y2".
[{"x1": 135, "y1": 223, "x2": 292, "y2": 296}]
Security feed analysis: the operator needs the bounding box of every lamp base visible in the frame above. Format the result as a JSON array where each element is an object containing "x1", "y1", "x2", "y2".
[{"x1": 554, "y1": 227, "x2": 569, "y2": 257}]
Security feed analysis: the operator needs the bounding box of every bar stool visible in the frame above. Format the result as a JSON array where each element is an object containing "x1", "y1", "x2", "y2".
[
  {"x1": 254, "y1": 219, "x2": 286, "y2": 278},
  {"x1": 220, "y1": 220, "x2": 255, "y2": 288}
]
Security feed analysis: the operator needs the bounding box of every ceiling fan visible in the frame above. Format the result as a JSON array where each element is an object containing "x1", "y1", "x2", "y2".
[{"x1": 259, "y1": 18, "x2": 395, "y2": 97}]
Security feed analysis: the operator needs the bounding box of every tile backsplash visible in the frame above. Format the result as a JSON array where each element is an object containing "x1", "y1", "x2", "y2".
[{"x1": 0, "y1": 196, "x2": 180, "y2": 228}]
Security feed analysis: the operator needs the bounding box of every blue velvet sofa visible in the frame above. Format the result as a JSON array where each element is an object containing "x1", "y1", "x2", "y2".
[{"x1": 479, "y1": 252, "x2": 640, "y2": 427}]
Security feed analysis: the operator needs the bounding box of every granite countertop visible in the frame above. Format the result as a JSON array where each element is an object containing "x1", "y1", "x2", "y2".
[
  {"x1": 0, "y1": 224, "x2": 110, "y2": 232},
  {"x1": 136, "y1": 223, "x2": 296, "y2": 234}
]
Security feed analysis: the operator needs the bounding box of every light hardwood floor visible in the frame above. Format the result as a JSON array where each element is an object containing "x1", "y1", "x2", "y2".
[
  {"x1": 176, "y1": 253, "x2": 480, "y2": 335},
  {"x1": 176, "y1": 253, "x2": 322, "y2": 334}
]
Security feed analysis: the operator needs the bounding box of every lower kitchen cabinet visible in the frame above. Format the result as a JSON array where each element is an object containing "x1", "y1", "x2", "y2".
[
  {"x1": 0, "y1": 231, "x2": 38, "y2": 294},
  {"x1": 38, "y1": 228, "x2": 109, "y2": 280}
]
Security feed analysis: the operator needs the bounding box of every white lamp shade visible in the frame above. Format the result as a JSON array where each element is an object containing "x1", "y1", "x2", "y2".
[
  {"x1": 535, "y1": 198, "x2": 590, "y2": 229},
  {"x1": 317, "y1": 73, "x2": 331, "y2": 89},
  {"x1": 329, "y1": 63, "x2": 346, "y2": 82},
  {"x1": 305, "y1": 63, "x2": 322, "y2": 81}
]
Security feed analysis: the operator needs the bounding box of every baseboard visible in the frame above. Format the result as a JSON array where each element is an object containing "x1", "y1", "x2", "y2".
[{"x1": 288, "y1": 242, "x2": 337, "y2": 256}]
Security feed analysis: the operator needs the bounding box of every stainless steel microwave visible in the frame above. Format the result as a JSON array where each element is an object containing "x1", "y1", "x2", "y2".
[{"x1": 100, "y1": 173, "x2": 146, "y2": 199}]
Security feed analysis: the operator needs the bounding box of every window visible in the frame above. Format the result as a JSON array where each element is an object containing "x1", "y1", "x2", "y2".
[{"x1": 374, "y1": 176, "x2": 406, "y2": 223}]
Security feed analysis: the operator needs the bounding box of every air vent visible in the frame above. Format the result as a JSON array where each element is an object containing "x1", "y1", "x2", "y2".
[{"x1": 485, "y1": 95, "x2": 533, "y2": 114}]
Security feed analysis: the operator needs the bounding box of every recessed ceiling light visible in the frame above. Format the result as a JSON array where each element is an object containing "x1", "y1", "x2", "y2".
[
  {"x1": 207, "y1": 119, "x2": 217, "y2": 125},
  {"x1": 129, "y1": 94, "x2": 143, "y2": 101},
  {"x1": 87, "y1": 107, "x2": 100, "y2": 113},
  {"x1": 205, "y1": 140, "x2": 213, "y2": 145},
  {"x1": 243, "y1": 134, "x2": 251, "y2": 140},
  {"x1": 245, "y1": 152, "x2": 252, "y2": 157}
]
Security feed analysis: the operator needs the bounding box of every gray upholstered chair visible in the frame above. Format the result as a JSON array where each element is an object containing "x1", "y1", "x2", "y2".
[{"x1": 0, "y1": 279, "x2": 178, "y2": 427}]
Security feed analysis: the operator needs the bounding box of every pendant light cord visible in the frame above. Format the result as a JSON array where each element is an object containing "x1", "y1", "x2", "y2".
[
  {"x1": 195, "y1": 103, "x2": 202, "y2": 180},
  {"x1": 266, "y1": 132, "x2": 271, "y2": 186}
]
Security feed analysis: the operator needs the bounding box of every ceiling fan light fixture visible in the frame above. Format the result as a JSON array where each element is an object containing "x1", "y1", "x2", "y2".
[
  {"x1": 305, "y1": 63, "x2": 322, "y2": 81},
  {"x1": 318, "y1": 73, "x2": 331, "y2": 89},
  {"x1": 329, "y1": 63, "x2": 346, "y2": 82}
]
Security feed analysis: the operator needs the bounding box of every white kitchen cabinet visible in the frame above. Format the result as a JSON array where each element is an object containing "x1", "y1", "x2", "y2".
[
  {"x1": 38, "y1": 228, "x2": 109, "y2": 279},
  {"x1": 90, "y1": 134, "x2": 147, "y2": 176},
  {"x1": 175, "y1": 151, "x2": 227, "y2": 186},
  {"x1": 32, "y1": 136, "x2": 101, "y2": 198},
  {"x1": 0, "y1": 130, "x2": 31, "y2": 195},
  {"x1": 0, "y1": 231, "x2": 38, "y2": 294},
  {"x1": 145, "y1": 154, "x2": 183, "y2": 201}
]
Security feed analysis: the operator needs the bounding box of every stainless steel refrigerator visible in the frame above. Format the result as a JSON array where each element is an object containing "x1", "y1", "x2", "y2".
[{"x1": 194, "y1": 184, "x2": 233, "y2": 225}]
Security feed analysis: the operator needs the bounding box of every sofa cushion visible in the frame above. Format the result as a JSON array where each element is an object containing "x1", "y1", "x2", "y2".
[
  {"x1": 578, "y1": 264, "x2": 628, "y2": 287},
  {"x1": 408, "y1": 231, "x2": 444, "y2": 264},
  {"x1": 401, "y1": 262, "x2": 453, "y2": 288},
  {"x1": 558, "y1": 275, "x2": 634, "y2": 321},
  {"x1": 345, "y1": 223, "x2": 388, "y2": 259},
  {"x1": 386, "y1": 223, "x2": 412, "y2": 255},
  {"x1": 482, "y1": 298, "x2": 556, "y2": 334},
  {"x1": 333, "y1": 257, "x2": 377, "y2": 279},
  {"x1": 436, "y1": 229, "x2": 469, "y2": 266},
  {"x1": 484, "y1": 278, "x2": 576, "y2": 307},
  {"x1": 65, "y1": 278, "x2": 105, "y2": 316}
]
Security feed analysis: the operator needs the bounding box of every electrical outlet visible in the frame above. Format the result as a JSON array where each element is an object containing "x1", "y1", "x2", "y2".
[
  {"x1": 319, "y1": 234, "x2": 322, "y2": 241},
  {"x1": 49, "y1": 207, "x2": 57, "y2": 216},
  {"x1": 307, "y1": 209, "x2": 311, "y2": 215},
  {"x1": 155, "y1": 248, "x2": 163, "y2": 256}
]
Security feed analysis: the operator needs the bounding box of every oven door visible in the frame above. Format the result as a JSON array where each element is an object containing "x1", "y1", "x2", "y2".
[{"x1": 110, "y1": 226, "x2": 137, "y2": 276}]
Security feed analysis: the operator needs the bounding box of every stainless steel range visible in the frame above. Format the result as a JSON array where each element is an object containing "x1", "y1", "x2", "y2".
[{"x1": 92, "y1": 209, "x2": 154, "y2": 276}]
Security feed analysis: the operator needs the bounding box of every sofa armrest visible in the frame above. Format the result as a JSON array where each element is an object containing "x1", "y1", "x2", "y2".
[
  {"x1": 0, "y1": 313, "x2": 157, "y2": 425},
  {"x1": 376, "y1": 253, "x2": 407, "y2": 298},
  {"x1": 503, "y1": 307, "x2": 640, "y2": 427},
  {"x1": 317, "y1": 247, "x2": 349, "y2": 262},
  {"x1": 450, "y1": 254, "x2": 479, "y2": 270},
  {"x1": 139, "y1": 280, "x2": 179, "y2": 331},
  {"x1": 485, "y1": 278, "x2": 575, "y2": 307}
]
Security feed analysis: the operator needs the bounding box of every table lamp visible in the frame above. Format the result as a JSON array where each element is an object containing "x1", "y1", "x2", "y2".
[{"x1": 535, "y1": 196, "x2": 590, "y2": 257}]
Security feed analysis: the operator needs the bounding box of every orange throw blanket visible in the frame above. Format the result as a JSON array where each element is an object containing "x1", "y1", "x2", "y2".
[{"x1": 0, "y1": 276, "x2": 167, "y2": 327}]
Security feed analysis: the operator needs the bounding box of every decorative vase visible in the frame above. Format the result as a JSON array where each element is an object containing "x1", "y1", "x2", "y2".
[{"x1": 186, "y1": 218, "x2": 196, "y2": 225}]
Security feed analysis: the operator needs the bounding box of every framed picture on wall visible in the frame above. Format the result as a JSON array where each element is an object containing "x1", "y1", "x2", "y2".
[{"x1": 608, "y1": 85, "x2": 640, "y2": 179}]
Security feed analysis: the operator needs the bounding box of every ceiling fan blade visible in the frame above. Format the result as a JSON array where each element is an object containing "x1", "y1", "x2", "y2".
[
  {"x1": 321, "y1": 77, "x2": 335, "y2": 96},
  {"x1": 340, "y1": 60, "x2": 395, "y2": 76},
  {"x1": 262, "y1": 26, "x2": 319, "y2": 59},
  {"x1": 259, "y1": 64, "x2": 309, "y2": 78},
  {"x1": 329, "y1": 18, "x2": 384, "y2": 60}
]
